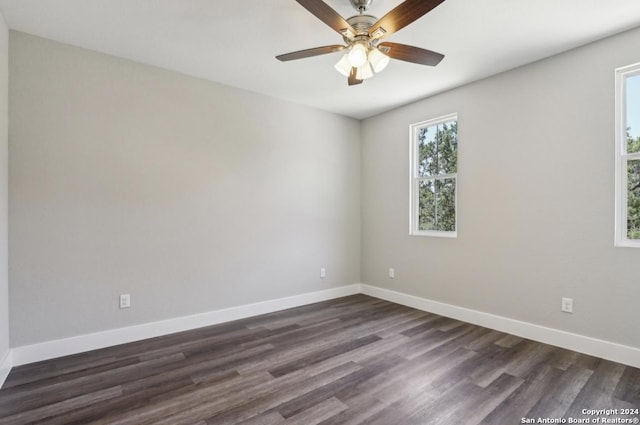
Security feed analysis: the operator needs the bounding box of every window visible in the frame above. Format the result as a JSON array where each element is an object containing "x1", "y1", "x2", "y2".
[
  {"x1": 615, "y1": 63, "x2": 640, "y2": 247},
  {"x1": 409, "y1": 113, "x2": 458, "y2": 237}
]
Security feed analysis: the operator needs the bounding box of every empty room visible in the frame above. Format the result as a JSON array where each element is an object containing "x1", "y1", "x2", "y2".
[{"x1": 0, "y1": 0, "x2": 639, "y2": 424}]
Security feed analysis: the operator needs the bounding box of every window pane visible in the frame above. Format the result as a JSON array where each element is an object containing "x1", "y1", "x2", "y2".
[
  {"x1": 627, "y1": 74, "x2": 640, "y2": 153},
  {"x1": 436, "y1": 121, "x2": 458, "y2": 175},
  {"x1": 418, "y1": 180, "x2": 436, "y2": 231},
  {"x1": 628, "y1": 159, "x2": 640, "y2": 239},
  {"x1": 418, "y1": 178, "x2": 456, "y2": 232},
  {"x1": 418, "y1": 120, "x2": 458, "y2": 177},
  {"x1": 435, "y1": 178, "x2": 456, "y2": 231},
  {"x1": 418, "y1": 126, "x2": 438, "y2": 177}
]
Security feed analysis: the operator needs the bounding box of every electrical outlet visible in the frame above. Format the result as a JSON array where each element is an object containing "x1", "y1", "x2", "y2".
[
  {"x1": 561, "y1": 297, "x2": 573, "y2": 313},
  {"x1": 320, "y1": 267, "x2": 326, "y2": 278},
  {"x1": 389, "y1": 268, "x2": 395, "y2": 279},
  {"x1": 120, "y1": 294, "x2": 131, "y2": 309}
]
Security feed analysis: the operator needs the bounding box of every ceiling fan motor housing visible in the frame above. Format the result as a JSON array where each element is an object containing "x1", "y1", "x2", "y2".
[
  {"x1": 346, "y1": 14, "x2": 377, "y2": 38},
  {"x1": 349, "y1": 0, "x2": 373, "y2": 13}
]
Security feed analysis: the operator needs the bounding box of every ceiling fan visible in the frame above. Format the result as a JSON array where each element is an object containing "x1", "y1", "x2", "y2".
[{"x1": 276, "y1": 0, "x2": 446, "y2": 86}]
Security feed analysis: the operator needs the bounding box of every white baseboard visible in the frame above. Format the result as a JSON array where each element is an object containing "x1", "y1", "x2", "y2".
[
  {"x1": 7, "y1": 282, "x2": 640, "y2": 372},
  {"x1": 0, "y1": 349, "x2": 11, "y2": 388},
  {"x1": 11, "y1": 284, "x2": 361, "y2": 367},
  {"x1": 360, "y1": 284, "x2": 640, "y2": 369}
]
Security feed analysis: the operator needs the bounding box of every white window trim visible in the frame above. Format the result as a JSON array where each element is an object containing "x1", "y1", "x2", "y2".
[
  {"x1": 409, "y1": 112, "x2": 458, "y2": 238},
  {"x1": 615, "y1": 63, "x2": 640, "y2": 248}
]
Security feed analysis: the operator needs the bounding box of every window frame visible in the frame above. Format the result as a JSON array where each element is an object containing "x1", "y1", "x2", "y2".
[
  {"x1": 409, "y1": 113, "x2": 458, "y2": 238},
  {"x1": 615, "y1": 63, "x2": 640, "y2": 248}
]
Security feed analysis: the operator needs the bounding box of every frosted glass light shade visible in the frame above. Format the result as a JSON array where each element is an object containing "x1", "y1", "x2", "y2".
[
  {"x1": 369, "y1": 48, "x2": 390, "y2": 73},
  {"x1": 334, "y1": 53, "x2": 351, "y2": 77},
  {"x1": 356, "y1": 63, "x2": 374, "y2": 80},
  {"x1": 347, "y1": 43, "x2": 368, "y2": 68}
]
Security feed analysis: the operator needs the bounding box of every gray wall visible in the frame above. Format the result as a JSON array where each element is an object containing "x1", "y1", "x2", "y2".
[
  {"x1": 9, "y1": 24, "x2": 640, "y2": 351},
  {"x1": 0, "y1": 13, "x2": 8, "y2": 360},
  {"x1": 9, "y1": 31, "x2": 361, "y2": 346},
  {"x1": 361, "y1": 26, "x2": 640, "y2": 349}
]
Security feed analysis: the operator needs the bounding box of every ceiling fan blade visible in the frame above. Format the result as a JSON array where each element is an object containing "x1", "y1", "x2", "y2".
[
  {"x1": 378, "y1": 42, "x2": 444, "y2": 66},
  {"x1": 276, "y1": 45, "x2": 345, "y2": 61},
  {"x1": 369, "y1": 0, "x2": 445, "y2": 39},
  {"x1": 348, "y1": 67, "x2": 363, "y2": 86},
  {"x1": 295, "y1": 0, "x2": 357, "y2": 39}
]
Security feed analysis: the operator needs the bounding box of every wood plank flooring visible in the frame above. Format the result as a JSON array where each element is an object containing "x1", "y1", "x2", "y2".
[{"x1": 0, "y1": 294, "x2": 638, "y2": 424}]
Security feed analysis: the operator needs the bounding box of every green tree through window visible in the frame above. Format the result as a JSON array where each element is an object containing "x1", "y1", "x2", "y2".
[
  {"x1": 410, "y1": 115, "x2": 458, "y2": 235},
  {"x1": 628, "y1": 132, "x2": 640, "y2": 239},
  {"x1": 615, "y1": 65, "x2": 640, "y2": 246}
]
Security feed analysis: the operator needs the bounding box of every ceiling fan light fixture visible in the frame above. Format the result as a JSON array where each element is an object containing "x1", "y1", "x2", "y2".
[
  {"x1": 356, "y1": 62, "x2": 374, "y2": 80},
  {"x1": 369, "y1": 47, "x2": 390, "y2": 73},
  {"x1": 347, "y1": 43, "x2": 368, "y2": 68},
  {"x1": 334, "y1": 53, "x2": 352, "y2": 77},
  {"x1": 277, "y1": 0, "x2": 447, "y2": 86}
]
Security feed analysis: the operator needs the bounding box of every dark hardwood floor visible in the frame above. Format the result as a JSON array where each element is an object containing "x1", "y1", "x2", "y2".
[{"x1": 0, "y1": 294, "x2": 638, "y2": 424}]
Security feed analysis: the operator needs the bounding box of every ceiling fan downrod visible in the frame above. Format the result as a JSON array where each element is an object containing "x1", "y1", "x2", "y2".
[{"x1": 349, "y1": 0, "x2": 373, "y2": 13}]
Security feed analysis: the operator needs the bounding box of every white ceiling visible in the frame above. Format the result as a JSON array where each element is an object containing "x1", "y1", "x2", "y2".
[{"x1": 1, "y1": 0, "x2": 640, "y2": 119}]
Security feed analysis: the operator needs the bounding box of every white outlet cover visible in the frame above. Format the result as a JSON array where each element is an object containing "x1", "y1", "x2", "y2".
[
  {"x1": 561, "y1": 297, "x2": 573, "y2": 313},
  {"x1": 120, "y1": 294, "x2": 131, "y2": 309}
]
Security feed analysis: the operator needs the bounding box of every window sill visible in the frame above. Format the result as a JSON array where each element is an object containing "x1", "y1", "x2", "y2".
[
  {"x1": 614, "y1": 239, "x2": 640, "y2": 248},
  {"x1": 410, "y1": 230, "x2": 457, "y2": 238}
]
